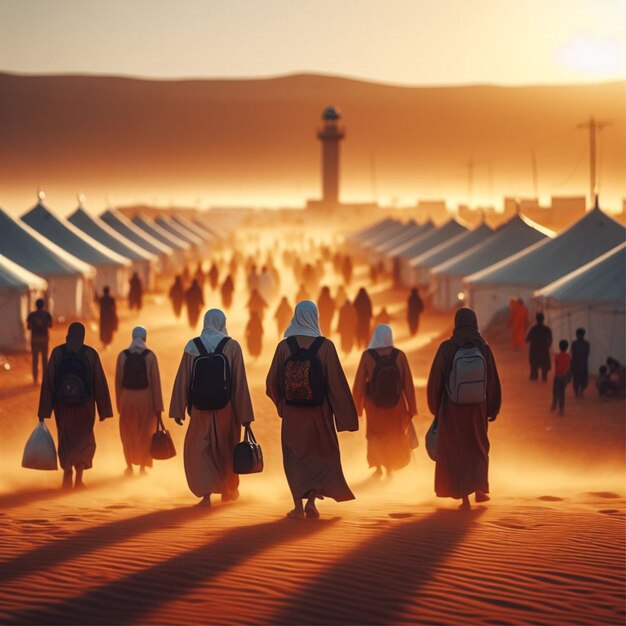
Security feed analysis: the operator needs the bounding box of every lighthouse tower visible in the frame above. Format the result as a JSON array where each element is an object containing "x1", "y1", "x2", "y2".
[{"x1": 317, "y1": 106, "x2": 345, "y2": 207}]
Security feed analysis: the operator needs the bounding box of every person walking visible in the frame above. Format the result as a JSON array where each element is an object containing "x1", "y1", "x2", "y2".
[
  {"x1": 407, "y1": 288, "x2": 424, "y2": 337},
  {"x1": 99, "y1": 286, "x2": 118, "y2": 349},
  {"x1": 525, "y1": 312, "x2": 552, "y2": 381},
  {"x1": 169, "y1": 275, "x2": 185, "y2": 319},
  {"x1": 128, "y1": 272, "x2": 143, "y2": 312},
  {"x1": 570, "y1": 328, "x2": 590, "y2": 398},
  {"x1": 551, "y1": 340, "x2": 571, "y2": 416},
  {"x1": 336, "y1": 299, "x2": 358, "y2": 354},
  {"x1": 353, "y1": 287, "x2": 373, "y2": 349},
  {"x1": 185, "y1": 279, "x2": 205, "y2": 329},
  {"x1": 27, "y1": 298, "x2": 52, "y2": 385}
]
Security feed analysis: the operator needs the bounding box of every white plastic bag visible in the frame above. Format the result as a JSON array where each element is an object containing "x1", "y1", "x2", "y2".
[{"x1": 22, "y1": 421, "x2": 58, "y2": 470}]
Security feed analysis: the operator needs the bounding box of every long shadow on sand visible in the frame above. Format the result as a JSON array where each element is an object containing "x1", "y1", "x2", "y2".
[
  {"x1": 273, "y1": 508, "x2": 483, "y2": 625},
  {"x1": 0, "y1": 504, "x2": 217, "y2": 584},
  {"x1": 0, "y1": 476, "x2": 127, "y2": 510},
  {"x1": 6, "y1": 517, "x2": 338, "y2": 625}
]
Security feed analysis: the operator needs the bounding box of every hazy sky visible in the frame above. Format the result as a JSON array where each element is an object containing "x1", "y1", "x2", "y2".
[{"x1": 1, "y1": 0, "x2": 625, "y2": 85}]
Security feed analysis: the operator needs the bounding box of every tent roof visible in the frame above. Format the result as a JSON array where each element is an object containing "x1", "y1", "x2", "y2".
[
  {"x1": 171, "y1": 214, "x2": 218, "y2": 243},
  {"x1": 350, "y1": 218, "x2": 398, "y2": 241},
  {"x1": 133, "y1": 215, "x2": 190, "y2": 251},
  {"x1": 534, "y1": 242, "x2": 626, "y2": 307},
  {"x1": 467, "y1": 207, "x2": 626, "y2": 288},
  {"x1": 100, "y1": 209, "x2": 173, "y2": 256},
  {"x1": 409, "y1": 222, "x2": 494, "y2": 268},
  {"x1": 359, "y1": 219, "x2": 409, "y2": 248},
  {"x1": 0, "y1": 253, "x2": 48, "y2": 291},
  {"x1": 69, "y1": 207, "x2": 156, "y2": 262},
  {"x1": 431, "y1": 213, "x2": 553, "y2": 277},
  {"x1": 392, "y1": 218, "x2": 469, "y2": 259},
  {"x1": 0, "y1": 208, "x2": 94, "y2": 277},
  {"x1": 22, "y1": 203, "x2": 131, "y2": 268},
  {"x1": 155, "y1": 215, "x2": 204, "y2": 246},
  {"x1": 374, "y1": 219, "x2": 433, "y2": 253}
]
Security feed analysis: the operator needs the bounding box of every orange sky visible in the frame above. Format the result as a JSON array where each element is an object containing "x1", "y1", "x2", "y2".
[{"x1": 1, "y1": 0, "x2": 625, "y2": 85}]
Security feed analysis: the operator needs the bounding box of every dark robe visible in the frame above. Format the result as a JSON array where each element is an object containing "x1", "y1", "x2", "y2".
[
  {"x1": 266, "y1": 337, "x2": 358, "y2": 502},
  {"x1": 208, "y1": 263, "x2": 219, "y2": 290},
  {"x1": 570, "y1": 338, "x2": 590, "y2": 393},
  {"x1": 169, "y1": 279, "x2": 185, "y2": 318},
  {"x1": 221, "y1": 276, "x2": 235, "y2": 309},
  {"x1": 317, "y1": 292, "x2": 336, "y2": 337},
  {"x1": 99, "y1": 295, "x2": 118, "y2": 346},
  {"x1": 38, "y1": 344, "x2": 113, "y2": 470},
  {"x1": 525, "y1": 323, "x2": 552, "y2": 372},
  {"x1": 336, "y1": 301, "x2": 358, "y2": 353},
  {"x1": 353, "y1": 290, "x2": 373, "y2": 349},
  {"x1": 341, "y1": 257, "x2": 353, "y2": 285},
  {"x1": 274, "y1": 299, "x2": 293, "y2": 337},
  {"x1": 427, "y1": 326, "x2": 501, "y2": 499},
  {"x1": 353, "y1": 348, "x2": 417, "y2": 471},
  {"x1": 407, "y1": 290, "x2": 424, "y2": 336},
  {"x1": 185, "y1": 283, "x2": 205, "y2": 329},
  {"x1": 128, "y1": 274, "x2": 143, "y2": 311},
  {"x1": 246, "y1": 315, "x2": 264, "y2": 357}
]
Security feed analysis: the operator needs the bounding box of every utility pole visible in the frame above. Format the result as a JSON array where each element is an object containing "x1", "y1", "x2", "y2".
[{"x1": 578, "y1": 116, "x2": 608, "y2": 205}]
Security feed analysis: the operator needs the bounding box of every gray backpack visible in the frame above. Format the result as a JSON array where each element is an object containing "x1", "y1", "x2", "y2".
[{"x1": 447, "y1": 345, "x2": 487, "y2": 404}]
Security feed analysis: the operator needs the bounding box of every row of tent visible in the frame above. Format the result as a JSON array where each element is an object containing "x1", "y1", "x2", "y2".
[
  {"x1": 0, "y1": 201, "x2": 227, "y2": 351},
  {"x1": 349, "y1": 202, "x2": 625, "y2": 371}
]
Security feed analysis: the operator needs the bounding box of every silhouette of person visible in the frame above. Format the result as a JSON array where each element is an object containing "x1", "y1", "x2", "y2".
[
  {"x1": 274, "y1": 296, "x2": 293, "y2": 337},
  {"x1": 128, "y1": 271, "x2": 143, "y2": 312},
  {"x1": 296, "y1": 284, "x2": 310, "y2": 303},
  {"x1": 336, "y1": 299, "x2": 358, "y2": 353},
  {"x1": 185, "y1": 279, "x2": 205, "y2": 329},
  {"x1": 247, "y1": 288, "x2": 268, "y2": 321},
  {"x1": 353, "y1": 287, "x2": 373, "y2": 349},
  {"x1": 407, "y1": 288, "x2": 424, "y2": 336},
  {"x1": 245, "y1": 311, "x2": 264, "y2": 358},
  {"x1": 570, "y1": 328, "x2": 590, "y2": 398},
  {"x1": 208, "y1": 262, "x2": 219, "y2": 290},
  {"x1": 316, "y1": 285, "x2": 336, "y2": 337},
  {"x1": 27, "y1": 298, "x2": 52, "y2": 385},
  {"x1": 512, "y1": 298, "x2": 529, "y2": 350},
  {"x1": 193, "y1": 264, "x2": 205, "y2": 290},
  {"x1": 220, "y1": 274, "x2": 235, "y2": 309},
  {"x1": 551, "y1": 339, "x2": 571, "y2": 415},
  {"x1": 169, "y1": 275, "x2": 185, "y2": 319},
  {"x1": 525, "y1": 312, "x2": 552, "y2": 381},
  {"x1": 342, "y1": 256, "x2": 353, "y2": 286},
  {"x1": 99, "y1": 286, "x2": 118, "y2": 349},
  {"x1": 374, "y1": 306, "x2": 392, "y2": 326}
]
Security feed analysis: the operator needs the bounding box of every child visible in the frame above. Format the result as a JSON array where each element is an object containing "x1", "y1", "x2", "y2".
[{"x1": 551, "y1": 339, "x2": 571, "y2": 416}]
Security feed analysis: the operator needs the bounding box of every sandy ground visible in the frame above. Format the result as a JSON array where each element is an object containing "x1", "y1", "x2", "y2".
[{"x1": 0, "y1": 234, "x2": 624, "y2": 625}]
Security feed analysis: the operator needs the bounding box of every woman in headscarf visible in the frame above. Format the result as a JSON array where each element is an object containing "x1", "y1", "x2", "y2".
[
  {"x1": 427, "y1": 308, "x2": 502, "y2": 510},
  {"x1": 115, "y1": 326, "x2": 164, "y2": 476},
  {"x1": 316, "y1": 285, "x2": 336, "y2": 337},
  {"x1": 353, "y1": 287, "x2": 373, "y2": 349},
  {"x1": 266, "y1": 301, "x2": 358, "y2": 519},
  {"x1": 169, "y1": 309, "x2": 254, "y2": 506},
  {"x1": 352, "y1": 324, "x2": 417, "y2": 478},
  {"x1": 38, "y1": 322, "x2": 113, "y2": 489}
]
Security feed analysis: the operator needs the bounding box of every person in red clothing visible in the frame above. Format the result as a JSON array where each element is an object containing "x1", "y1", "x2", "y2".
[{"x1": 551, "y1": 339, "x2": 572, "y2": 416}]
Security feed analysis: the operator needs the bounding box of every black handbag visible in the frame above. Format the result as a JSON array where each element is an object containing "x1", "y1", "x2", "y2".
[
  {"x1": 150, "y1": 416, "x2": 177, "y2": 460},
  {"x1": 233, "y1": 424, "x2": 263, "y2": 474},
  {"x1": 425, "y1": 415, "x2": 438, "y2": 462}
]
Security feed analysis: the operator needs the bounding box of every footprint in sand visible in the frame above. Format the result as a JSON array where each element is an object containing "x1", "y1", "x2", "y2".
[
  {"x1": 62, "y1": 515, "x2": 82, "y2": 521},
  {"x1": 388, "y1": 512, "x2": 416, "y2": 519},
  {"x1": 490, "y1": 519, "x2": 529, "y2": 530},
  {"x1": 537, "y1": 496, "x2": 564, "y2": 502},
  {"x1": 105, "y1": 504, "x2": 133, "y2": 509},
  {"x1": 585, "y1": 491, "x2": 620, "y2": 499},
  {"x1": 598, "y1": 509, "x2": 625, "y2": 517}
]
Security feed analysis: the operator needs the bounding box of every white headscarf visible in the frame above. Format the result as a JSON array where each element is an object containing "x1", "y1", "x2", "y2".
[
  {"x1": 368, "y1": 324, "x2": 394, "y2": 349},
  {"x1": 185, "y1": 308, "x2": 229, "y2": 355},
  {"x1": 284, "y1": 300, "x2": 322, "y2": 338},
  {"x1": 128, "y1": 326, "x2": 147, "y2": 352}
]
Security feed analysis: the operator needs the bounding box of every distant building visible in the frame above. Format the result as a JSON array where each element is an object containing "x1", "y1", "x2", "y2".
[{"x1": 414, "y1": 200, "x2": 448, "y2": 223}]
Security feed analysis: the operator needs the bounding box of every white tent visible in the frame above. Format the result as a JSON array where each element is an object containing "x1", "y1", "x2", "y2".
[
  {"x1": 22, "y1": 203, "x2": 131, "y2": 297},
  {"x1": 0, "y1": 254, "x2": 48, "y2": 351},
  {"x1": 100, "y1": 209, "x2": 176, "y2": 273},
  {"x1": 358, "y1": 219, "x2": 410, "y2": 250},
  {"x1": 430, "y1": 214, "x2": 553, "y2": 312},
  {"x1": 534, "y1": 243, "x2": 626, "y2": 372},
  {"x1": 348, "y1": 218, "x2": 398, "y2": 244},
  {"x1": 393, "y1": 219, "x2": 469, "y2": 285},
  {"x1": 133, "y1": 215, "x2": 190, "y2": 268},
  {"x1": 0, "y1": 208, "x2": 95, "y2": 319},
  {"x1": 171, "y1": 214, "x2": 219, "y2": 245},
  {"x1": 155, "y1": 215, "x2": 205, "y2": 252},
  {"x1": 370, "y1": 220, "x2": 435, "y2": 266},
  {"x1": 69, "y1": 207, "x2": 158, "y2": 290},
  {"x1": 409, "y1": 222, "x2": 494, "y2": 286},
  {"x1": 465, "y1": 206, "x2": 626, "y2": 327}
]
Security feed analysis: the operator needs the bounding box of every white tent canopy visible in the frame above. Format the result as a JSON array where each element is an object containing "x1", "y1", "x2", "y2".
[
  {"x1": 373, "y1": 219, "x2": 433, "y2": 255},
  {"x1": 534, "y1": 243, "x2": 626, "y2": 372},
  {"x1": 430, "y1": 214, "x2": 553, "y2": 312},
  {"x1": 466, "y1": 207, "x2": 626, "y2": 327},
  {"x1": 358, "y1": 219, "x2": 408, "y2": 250},
  {"x1": 69, "y1": 207, "x2": 158, "y2": 290},
  {"x1": 22, "y1": 203, "x2": 131, "y2": 297},
  {"x1": 348, "y1": 218, "x2": 398, "y2": 243},
  {"x1": 133, "y1": 214, "x2": 190, "y2": 268},
  {"x1": 0, "y1": 208, "x2": 95, "y2": 319},
  {"x1": 409, "y1": 222, "x2": 494, "y2": 286},
  {"x1": 171, "y1": 214, "x2": 218, "y2": 244},
  {"x1": 155, "y1": 215, "x2": 204, "y2": 249},
  {"x1": 0, "y1": 254, "x2": 48, "y2": 351}
]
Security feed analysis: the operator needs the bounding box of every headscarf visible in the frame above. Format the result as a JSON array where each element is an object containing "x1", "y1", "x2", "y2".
[
  {"x1": 368, "y1": 324, "x2": 394, "y2": 349},
  {"x1": 451, "y1": 307, "x2": 485, "y2": 347},
  {"x1": 66, "y1": 322, "x2": 85, "y2": 352},
  {"x1": 128, "y1": 325, "x2": 147, "y2": 352},
  {"x1": 284, "y1": 301, "x2": 322, "y2": 338},
  {"x1": 185, "y1": 308, "x2": 228, "y2": 355}
]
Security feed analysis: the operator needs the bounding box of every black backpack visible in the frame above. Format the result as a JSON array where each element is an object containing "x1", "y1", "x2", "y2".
[
  {"x1": 367, "y1": 348, "x2": 402, "y2": 408},
  {"x1": 56, "y1": 346, "x2": 92, "y2": 405},
  {"x1": 189, "y1": 337, "x2": 231, "y2": 412},
  {"x1": 122, "y1": 349, "x2": 150, "y2": 389},
  {"x1": 283, "y1": 336, "x2": 325, "y2": 407}
]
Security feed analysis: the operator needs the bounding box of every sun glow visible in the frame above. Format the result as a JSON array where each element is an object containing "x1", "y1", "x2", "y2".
[{"x1": 556, "y1": 34, "x2": 625, "y2": 77}]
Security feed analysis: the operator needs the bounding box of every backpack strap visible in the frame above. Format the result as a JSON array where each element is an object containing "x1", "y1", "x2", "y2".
[
  {"x1": 286, "y1": 336, "x2": 300, "y2": 355},
  {"x1": 214, "y1": 337, "x2": 230, "y2": 355},
  {"x1": 193, "y1": 337, "x2": 209, "y2": 356},
  {"x1": 390, "y1": 348, "x2": 399, "y2": 362},
  {"x1": 308, "y1": 336, "x2": 325, "y2": 354},
  {"x1": 123, "y1": 349, "x2": 131, "y2": 358},
  {"x1": 368, "y1": 348, "x2": 381, "y2": 363},
  {"x1": 140, "y1": 349, "x2": 150, "y2": 358}
]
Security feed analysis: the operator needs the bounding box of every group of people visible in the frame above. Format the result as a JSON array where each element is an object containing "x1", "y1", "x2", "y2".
[{"x1": 34, "y1": 298, "x2": 502, "y2": 514}]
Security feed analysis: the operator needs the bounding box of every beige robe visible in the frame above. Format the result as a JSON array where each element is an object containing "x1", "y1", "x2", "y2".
[
  {"x1": 352, "y1": 348, "x2": 417, "y2": 471},
  {"x1": 266, "y1": 336, "x2": 358, "y2": 502},
  {"x1": 115, "y1": 349, "x2": 164, "y2": 467},
  {"x1": 169, "y1": 339, "x2": 254, "y2": 497}
]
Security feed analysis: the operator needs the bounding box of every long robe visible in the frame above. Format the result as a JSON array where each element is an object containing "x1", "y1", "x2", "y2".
[
  {"x1": 99, "y1": 295, "x2": 118, "y2": 346},
  {"x1": 336, "y1": 301, "x2": 358, "y2": 353},
  {"x1": 115, "y1": 349, "x2": 164, "y2": 467},
  {"x1": 352, "y1": 348, "x2": 417, "y2": 471},
  {"x1": 512, "y1": 304, "x2": 529, "y2": 350},
  {"x1": 38, "y1": 344, "x2": 113, "y2": 470},
  {"x1": 185, "y1": 283, "x2": 205, "y2": 329},
  {"x1": 526, "y1": 323, "x2": 552, "y2": 373},
  {"x1": 274, "y1": 300, "x2": 293, "y2": 337},
  {"x1": 266, "y1": 336, "x2": 358, "y2": 502},
  {"x1": 407, "y1": 291, "x2": 424, "y2": 336},
  {"x1": 169, "y1": 339, "x2": 254, "y2": 497},
  {"x1": 317, "y1": 293, "x2": 336, "y2": 337},
  {"x1": 427, "y1": 339, "x2": 501, "y2": 499},
  {"x1": 353, "y1": 291, "x2": 373, "y2": 349},
  {"x1": 169, "y1": 280, "x2": 185, "y2": 318}
]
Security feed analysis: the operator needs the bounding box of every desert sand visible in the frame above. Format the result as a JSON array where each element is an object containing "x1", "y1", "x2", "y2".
[{"x1": 0, "y1": 231, "x2": 624, "y2": 625}]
